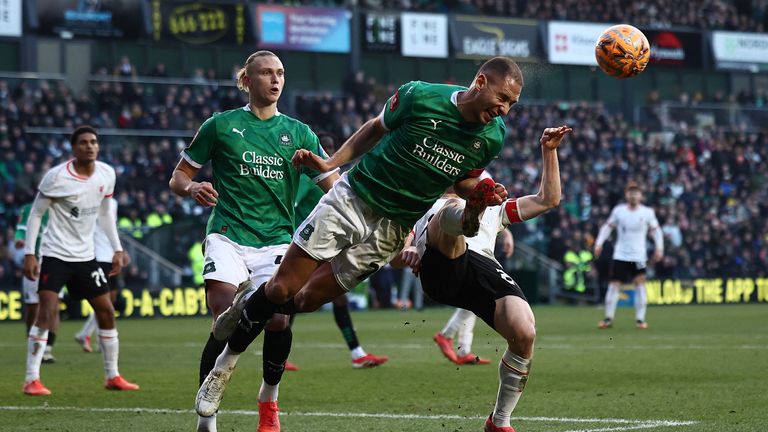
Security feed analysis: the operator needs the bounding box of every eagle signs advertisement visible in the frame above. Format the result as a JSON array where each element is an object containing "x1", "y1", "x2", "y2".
[{"x1": 451, "y1": 15, "x2": 540, "y2": 61}]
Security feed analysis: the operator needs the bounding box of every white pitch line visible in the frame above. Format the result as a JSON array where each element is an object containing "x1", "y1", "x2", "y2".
[
  {"x1": 562, "y1": 420, "x2": 698, "y2": 432},
  {"x1": 0, "y1": 405, "x2": 697, "y2": 431}
]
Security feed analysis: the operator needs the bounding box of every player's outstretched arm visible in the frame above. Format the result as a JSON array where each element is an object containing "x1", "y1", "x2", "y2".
[
  {"x1": 513, "y1": 125, "x2": 571, "y2": 222},
  {"x1": 169, "y1": 158, "x2": 218, "y2": 207},
  {"x1": 292, "y1": 115, "x2": 387, "y2": 172}
]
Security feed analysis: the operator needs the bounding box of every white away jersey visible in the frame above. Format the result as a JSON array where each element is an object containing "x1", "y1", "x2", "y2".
[
  {"x1": 38, "y1": 160, "x2": 116, "y2": 261},
  {"x1": 94, "y1": 198, "x2": 118, "y2": 262},
  {"x1": 414, "y1": 198, "x2": 505, "y2": 262},
  {"x1": 606, "y1": 204, "x2": 660, "y2": 263}
]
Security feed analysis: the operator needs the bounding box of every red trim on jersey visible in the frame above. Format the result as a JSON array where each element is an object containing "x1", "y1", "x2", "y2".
[
  {"x1": 460, "y1": 168, "x2": 484, "y2": 180},
  {"x1": 389, "y1": 90, "x2": 399, "y2": 112},
  {"x1": 66, "y1": 160, "x2": 89, "y2": 180},
  {"x1": 105, "y1": 193, "x2": 114, "y2": 198},
  {"x1": 504, "y1": 198, "x2": 523, "y2": 224}
]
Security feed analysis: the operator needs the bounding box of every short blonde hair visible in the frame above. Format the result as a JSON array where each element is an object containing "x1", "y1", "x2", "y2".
[{"x1": 236, "y1": 50, "x2": 279, "y2": 92}]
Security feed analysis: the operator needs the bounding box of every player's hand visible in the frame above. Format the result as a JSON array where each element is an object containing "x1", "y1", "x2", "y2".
[
  {"x1": 651, "y1": 249, "x2": 663, "y2": 264},
  {"x1": 15, "y1": 239, "x2": 25, "y2": 249},
  {"x1": 120, "y1": 251, "x2": 132, "y2": 267},
  {"x1": 292, "y1": 149, "x2": 334, "y2": 172},
  {"x1": 493, "y1": 182, "x2": 508, "y2": 205},
  {"x1": 594, "y1": 245, "x2": 603, "y2": 258},
  {"x1": 23, "y1": 255, "x2": 39, "y2": 281},
  {"x1": 110, "y1": 251, "x2": 125, "y2": 276},
  {"x1": 189, "y1": 181, "x2": 218, "y2": 207},
  {"x1": 540, "y1": 125, "x2": 572, "y2": 150},
  {"x1": 399, "y1": 246, "x2": 421, "y2": 276}
]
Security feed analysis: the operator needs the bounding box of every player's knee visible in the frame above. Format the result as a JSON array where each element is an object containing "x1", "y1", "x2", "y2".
[
  {"x1": 205, "y1": 283, "x2": 236, "y2": 316},
  {"x1": 265, "y1": 314, "x2": 290, "y2": 331},
  {"x1": 265, "y1": 278, "x2": 293, "y2": 304},
  {"x1": 516, "y1": 323, "x2": 536, "y2": 348},
  {"x1": 504, "y1": 321, "x2": 535, "y2": 352}
]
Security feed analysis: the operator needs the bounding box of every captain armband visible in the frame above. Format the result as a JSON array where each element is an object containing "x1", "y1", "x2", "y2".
[{"x1": 503, "y1": 198, "x2": 524, "y2": 225}]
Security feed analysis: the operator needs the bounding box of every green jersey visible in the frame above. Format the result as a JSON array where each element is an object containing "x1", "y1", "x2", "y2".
[
  {"x1": 349, "y1": 81, "x2": 506, "y2": 228},
  {"x1": 183, "y1": 106, "x2": 327, "y2": 248},
  {"x1": 294, "y1": 175, "x2": 325, "y2": 229},
  {"x1": 15, "y1": 202, "x2": 49, "y2": 258}
]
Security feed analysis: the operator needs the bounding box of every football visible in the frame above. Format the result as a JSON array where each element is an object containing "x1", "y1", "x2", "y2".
[{"x1": 594, "y1": 24, "x2": 650, "y2": 79}]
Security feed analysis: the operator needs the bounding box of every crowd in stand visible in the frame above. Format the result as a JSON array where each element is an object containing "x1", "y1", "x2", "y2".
[
  {"x1": 1, "y1": 56, "x2": 767, "y2": 294},
  {"x1": 266, "y1": 0, "x2": 768, "y2": 31}
]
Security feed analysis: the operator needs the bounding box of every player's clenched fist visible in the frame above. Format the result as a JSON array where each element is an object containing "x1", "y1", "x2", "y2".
[{"x1": 189, "y1": 181, "x2": 218, "y2": 207}]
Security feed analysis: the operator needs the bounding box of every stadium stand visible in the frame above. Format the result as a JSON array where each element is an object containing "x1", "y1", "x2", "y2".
[{"x1": 1, "y1": 62, "x2": 766, "y2": 290}]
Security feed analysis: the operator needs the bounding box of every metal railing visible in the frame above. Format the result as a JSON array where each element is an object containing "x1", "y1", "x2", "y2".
[
  {"x1": 504, "y1": 241, "x2": 564, "y2": 303},
  {"x1": 120, "y1": 233, "x2": 183, "y2": 291}
]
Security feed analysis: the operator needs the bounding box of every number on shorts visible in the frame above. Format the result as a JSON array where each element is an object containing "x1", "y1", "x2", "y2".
[
  {"x1": 495, "y1": 268, "x2": 515, "y2": 285},
  {"x1": 91, "y1": 267, "x2": 108, "y2": 287}
]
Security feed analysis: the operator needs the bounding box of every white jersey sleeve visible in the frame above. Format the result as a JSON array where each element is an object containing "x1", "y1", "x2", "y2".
[{"x1": 94, "y1": 198, "x2": 118, "y2": 262}]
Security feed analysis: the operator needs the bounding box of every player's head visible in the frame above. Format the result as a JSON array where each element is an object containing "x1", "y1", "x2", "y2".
[
  {"x1": 625, "y1": 181, "x2": 643, "y2": 206},
  {"x1": 70, "y1": 125, "x2": 99, "y2": 163},
  {"x1": 236, "y1": 51, "x2": 285, "y2": 106},
  {"x1": 465, "y1": 57, "x2": 523, "y2": 124}
]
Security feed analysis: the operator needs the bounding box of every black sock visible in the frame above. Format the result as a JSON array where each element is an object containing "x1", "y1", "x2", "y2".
[
  {"x1": 289, "y1": 313, "x2": 296, "y2": 327},
  {"x1": 199, "y1": 332, "x2": 227, "y2": 385},
  {"x1": 262, "y1": 327, "x2": 292, "y2": 386},
  {"x1": 333, "y1": 303, "x2": 360, "y2": 350},
  {"x1": 47, "y1": 332, "x2": 57, "y2": 348},
  {"x1": 228, "y1": 284, "x2": 279, "y2": 353}
]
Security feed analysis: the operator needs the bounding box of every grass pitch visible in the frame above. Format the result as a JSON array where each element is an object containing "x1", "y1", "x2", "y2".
[{"x1": 0, "y1": 304, "x2": 766, "y2": 431}]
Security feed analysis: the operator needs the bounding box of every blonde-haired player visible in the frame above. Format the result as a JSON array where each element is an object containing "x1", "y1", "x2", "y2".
[{"x1": 171, "y1": 51, "x2": 338, "y2": 432}]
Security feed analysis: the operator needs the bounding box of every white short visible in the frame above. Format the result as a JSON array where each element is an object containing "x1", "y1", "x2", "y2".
[
  {"x1": 23, "y1": 277, "x2": 39, "y2": 304},
  {"x1": 202, "y1": 234, "x2": 289, "y2": 288},
  {"x1": 293, "y1": 172, "x2": 410, "y2": 291}
]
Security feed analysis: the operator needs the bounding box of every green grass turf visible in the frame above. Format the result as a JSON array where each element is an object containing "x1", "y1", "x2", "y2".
[{"x1": 0, "y1": 304, "x2": 766, "y2": 431}]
